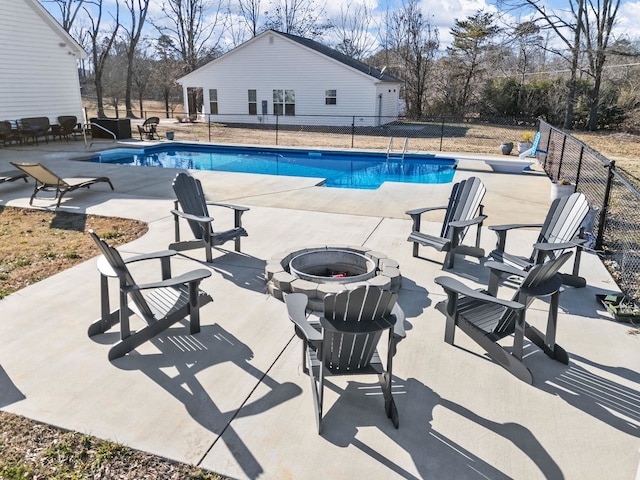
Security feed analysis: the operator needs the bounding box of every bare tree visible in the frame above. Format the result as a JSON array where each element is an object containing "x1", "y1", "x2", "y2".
[
  {"x1": 122, "y1": 0, "x2": 151, "y2": 118},
  {"x1": 84, "y1": 0, "x2": 120, "y2": 118},
  {"x1": 154, "y1": 0, "x2": 225, "y2": 73},
  {"x1": 131, "y1": 40, "x2": 154, "y2": 117},
  {"x1": 45, "y1": 0, "x2": 86, "y2": 32},
  {"x1": 237, "y1": 0, "x2": 262, "y2": 37},
  {"x1": 499, "y1": 0, "x2": 585, "y2": 129},
  {"x1": 264, "y1": 0, "x2": 331, "y2": 38},
  {"x1": 512, "y1": 21, "x2": 543, "y2": 109},
  {"x1": 581, "y1": 0, "x2": 621, "y2": 130},
  {"x1": 154, "y1": 0, "x2": 227, "y2": 115},
  {"x1": 385, "y1": 0, "x2": 439, "y2": 117},
  {"x1": 152, "y1": 35, "x2": 184, "y2": 118},
  {"x1": 331, "y1": 1, "x2": 377, "y2": 60}
]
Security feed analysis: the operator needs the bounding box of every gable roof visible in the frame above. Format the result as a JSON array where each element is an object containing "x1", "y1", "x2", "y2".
[
  {"x1": 25, "y1": 0, "x2": 88, "y2": 59},
  {"x1": 276, "y1": 31, "x2": 401, "y2": 83},
  {"x1": 179, "y1": 30, "x2": 401, "y2": 84}
]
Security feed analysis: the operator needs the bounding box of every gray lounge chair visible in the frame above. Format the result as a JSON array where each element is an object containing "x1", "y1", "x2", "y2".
[
  {"x1": 488, "y1": 192, "x2": 590, "y2": 288},
  {"x1": 406, "y1": 176, "x2": 487, "y2": 269},
  {"x1": 170, "y1": 172, "x2": 249, "y2": 262},
  {"x1": 285, "y1": 285, "x2": 405, "y2": 434},
  {"x1": 88, "y1": 230, "x2": 213, "y2": 360},
  {"x1": 435, "y1": 252, "x2": 573, "y2": 384},
  {"x1": 10, "y1": 162, "x2": 114, "y2": 207},
  {"x1": 0, "y1": 169, "x2": 28, "y2": 185}
]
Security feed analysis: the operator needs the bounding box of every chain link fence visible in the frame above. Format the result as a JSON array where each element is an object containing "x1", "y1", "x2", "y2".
[{"x1": 538, "y1": 119, "x2": 640, "y2": 302}]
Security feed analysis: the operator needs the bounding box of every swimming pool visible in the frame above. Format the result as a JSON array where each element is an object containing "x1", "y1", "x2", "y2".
[{"x1": 88, "y1": 143, "x2": 457, "y2": 189}]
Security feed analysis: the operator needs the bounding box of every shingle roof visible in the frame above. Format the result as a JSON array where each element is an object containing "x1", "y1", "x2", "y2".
[{"x1": 274, "y1": 30, "x2": 401, "y2": 83}]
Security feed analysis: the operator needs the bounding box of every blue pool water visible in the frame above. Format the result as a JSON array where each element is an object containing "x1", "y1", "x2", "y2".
[{"x1": 88, "y1": 143, "x2": 456, "y2": 189}]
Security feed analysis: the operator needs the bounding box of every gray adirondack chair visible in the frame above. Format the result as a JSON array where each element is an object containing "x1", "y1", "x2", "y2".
[
  {"x1": 285, "y1": 285, "x2": 405, "y2": 434},
  {"x1": 170, "y1": 172, "x2": 249, "y2": 262},
  {"x1": 488, "y1": 192, "x2": 590, "y2": 288},
  {"x1": 406, "y1": 176, "x2": 487, "y2": 269},
  {"x1": 435, "y1": 252, "x2": 573, "y2": 384},
  {"x1": 88, "y1": 230, "x2": 212, "y2": 360},
  {"x1": 10, "y1": 162, "x2": 113, "y2": 207}
]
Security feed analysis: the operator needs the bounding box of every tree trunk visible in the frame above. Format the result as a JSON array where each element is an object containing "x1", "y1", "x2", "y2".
[
  {"x1": 587, "y1": 66, "x2": 603, "y2": 130},
  {"x1": 125, "y1": 50, "x2": 135, "y2": 118}
]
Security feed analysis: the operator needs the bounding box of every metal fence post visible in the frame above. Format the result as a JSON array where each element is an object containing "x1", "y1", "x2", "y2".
[
  {"x1": 575, "y1": 145, "x2": 584, "y2": 190},
  {"x1": 556, "y1": 135, "x2": 567, "y2": 180},
  {"x1": 208, "y1": 114, "x2": 211, "y2": 143},
  {"x1": 275, "y1": 114, "x2": 279, "y2": 145},
  {"x1": 596, "y1": 160, "x2": 615, "y2": 251},
  {"x1": 440, "y1": 117, "x2": 445, "y2": 151},
  {"x1": 351, "y1": 116, "x2": 355, "y2": 148}
]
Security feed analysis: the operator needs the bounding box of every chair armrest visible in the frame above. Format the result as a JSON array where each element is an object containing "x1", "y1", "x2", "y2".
[
  {"x1": 435, "y1": 276, "x2": 525, "y2": 310},
  {"x1": 484, "y1": 260, "x2": 526, "y2": 278},
  {"x1": 285, "y1": 293, "x2": 322, "y2": 343},
  {"x1": 123, "y1": 268, "x2": 211, "y2": 291},
  {"x1": 449, "y1": 214, "x2": 487, "y2": 229},
  {"x1": 405, "y1": 206, "x2": 447, "y2": 217},
  {"x1": 406, "y1": 206, "x2": 448, "y2": 232},
  {"x1": 205, "y1": 201, "x2": 250, "y2": 212},
  {"x1": 489, "y1": 223, "x2": 543, "y2": 232},
  {"x1": 170, "y1": 209, "x2": 215, "y2": 224},
  {"x1": 123, "y1": 250, "x2": 176, "y2": 264},
  {"x1": 489, "y1": 223, "x2": 544, "y2": 252},
  {"x1": 533, "y1": 239, "x2": 586, "y2": 252}
]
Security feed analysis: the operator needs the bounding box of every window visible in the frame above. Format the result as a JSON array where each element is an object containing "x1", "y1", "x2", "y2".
[
  {"x1": 325, "y1": 90, "x2": 337, "y2": 105},
  {"x1": 248, "y1": 90, "x2": 257, "y2": 115},
  {"x1": 209, "y1": 89, "x2": 218, "y2": 114},
  {"x1": 273, "y1": 89, "x2": 295, "y2": 115}
]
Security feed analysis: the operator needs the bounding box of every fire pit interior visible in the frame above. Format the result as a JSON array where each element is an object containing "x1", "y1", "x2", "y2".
[
  {"x1": 266, "y1": 245, "x2": 401, "y2": 310},
  {"x1": 289, "y1": 249, "x2": 377, "y2": 284}
]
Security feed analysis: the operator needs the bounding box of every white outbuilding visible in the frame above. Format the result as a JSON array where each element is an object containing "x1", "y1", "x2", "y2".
[
  {"x1": 177, "y1": 30, "x2": 402, "y2": 127},
  {"x1": 0, "y1": 0, "x2": 87, "y2": 122}
]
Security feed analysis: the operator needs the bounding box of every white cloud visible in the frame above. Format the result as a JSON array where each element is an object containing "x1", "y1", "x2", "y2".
[{"x1": 614, "y1": 1, "x2": 640, "y2": 39}]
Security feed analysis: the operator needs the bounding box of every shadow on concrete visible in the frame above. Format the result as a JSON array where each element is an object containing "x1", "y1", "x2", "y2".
[
  {"x1": 321, "y1": 377, "x2": 563, "y2": 479},
  {"x1": 538, "y1": 354, "x2": 640, "y2": 437},
  {"x1": 0, "y1": 365, "x2": 26, "y2": 408},
  {"x1": 112, "y1": 324, "x2": 301, "y2": 479}
]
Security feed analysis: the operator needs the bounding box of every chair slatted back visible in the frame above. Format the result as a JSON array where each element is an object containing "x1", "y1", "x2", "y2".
[
  {"x1": 494, "y1": 252, "x2": 572, "y2": 336},
  {"x1": 440, "y1": 177, "x2": 486, "y2": 242},
  {"x1": 89, "y1": 230, "x2": 154, "y2": 318},
  {"x1": 59, "y1": 118, "x2": 77, "y2": 134},
  {"x1": 534, "y1": 192, "x2": 589, "y2": 261},
  {"x1": 10, "y1": 162, "x2": 66, "y2": 187},
  {"x1": 322, "y1": 286, "x2": 397, "y2": 371},
  {"x1": 172, "y1": 172, "x2": 210, "y2": 240}
]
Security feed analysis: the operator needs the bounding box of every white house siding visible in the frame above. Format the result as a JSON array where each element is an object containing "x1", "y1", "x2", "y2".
[
  {"x1": 376, "y1": 83, "x2": 400, "y2": 121},
  {"x1": 0, "y1": 0, "x2": 86, "y2": 123},
  {"x1": 180, "y1": 32, "x2": 400, "y2": 127}
]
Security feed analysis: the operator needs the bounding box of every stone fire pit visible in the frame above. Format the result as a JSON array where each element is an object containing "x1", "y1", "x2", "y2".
[{"x1": 265, "y1": 245, "x2": 401, "y2": 311}]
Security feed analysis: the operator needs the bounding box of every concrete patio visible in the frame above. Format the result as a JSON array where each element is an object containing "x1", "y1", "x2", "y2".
[{"x1": 0, "y1": 140, "x2": 638, "y2": 479}]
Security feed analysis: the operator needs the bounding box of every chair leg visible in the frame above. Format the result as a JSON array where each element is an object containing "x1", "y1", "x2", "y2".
[
  {"x1": 444, "y1": 314, "x2": 456, "y2": 345},
  {"x1": 188, "y1": 280, "x2": 202, "y2": 334},
  {"x1": 308, "y1": 349, "x2": 324, "y2": 434}
]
